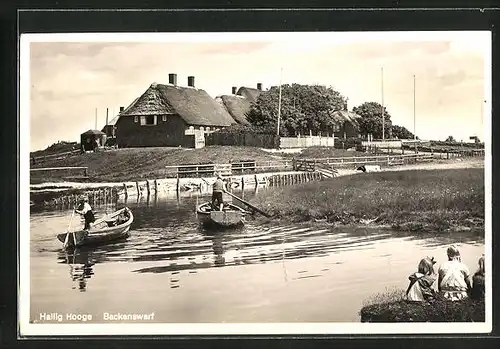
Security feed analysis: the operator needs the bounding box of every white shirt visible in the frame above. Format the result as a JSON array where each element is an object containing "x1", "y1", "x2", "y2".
[
  {"x1": 76, "y1": 202, "x2": 92, "y2": 215},
  {"x1": 438, "y1": 260, "x2": 470, "y2": 291}
]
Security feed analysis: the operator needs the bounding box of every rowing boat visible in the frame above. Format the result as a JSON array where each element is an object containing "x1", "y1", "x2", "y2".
[
  {"x1": 57, "y1": 207, "x2": 133, "y2": 249},
  {"x1": 196, "y1": 202, "x2": 248, "y2": 229}
]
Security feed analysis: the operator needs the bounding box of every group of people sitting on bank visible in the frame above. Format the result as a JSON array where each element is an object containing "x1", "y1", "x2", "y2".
[{"x1": 406, "y1": 245, "x2": 485, "y2": 302}]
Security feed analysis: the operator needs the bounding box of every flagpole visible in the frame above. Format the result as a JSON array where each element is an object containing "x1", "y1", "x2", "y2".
[
  {"x1": 413, "y1": 75, "x2": 416, "y2": 141},
  {"x1": 277, "y1": 68, "x2": 283, "y2": 138},
  {"x1": 381, "y1": 67, "x2": 385, "y2": 140},
  {"x1": 94, "y1": 108, "x2": 97, "y2": 130}
]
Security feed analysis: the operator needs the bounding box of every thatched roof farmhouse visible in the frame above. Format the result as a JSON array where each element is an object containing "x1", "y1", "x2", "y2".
[{"x1": 115, "y1": 74, "x2": 236, "y2": 148}]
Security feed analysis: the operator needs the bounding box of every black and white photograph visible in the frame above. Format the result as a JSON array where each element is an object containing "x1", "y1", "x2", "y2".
[{"x1": 19, "y1": 31, "x2": 491, "y2": 336}]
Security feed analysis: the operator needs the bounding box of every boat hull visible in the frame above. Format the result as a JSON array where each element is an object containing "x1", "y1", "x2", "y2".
[
  {"x1": 57, "y1": 207, "x2": 133, "y2": 248},
  {"x1": 196, "y1": 202, "x2": 246, "y2": 229}
]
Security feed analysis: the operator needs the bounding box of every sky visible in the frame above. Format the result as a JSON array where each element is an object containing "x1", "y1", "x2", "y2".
[{"x1": 23, "y1": 31, "x2": 490, "y2": 152}]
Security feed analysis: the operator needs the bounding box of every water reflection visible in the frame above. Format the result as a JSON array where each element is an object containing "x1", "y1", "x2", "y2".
[{"x1": 57, "y1": 248, "x2": 96, "y2": 292}]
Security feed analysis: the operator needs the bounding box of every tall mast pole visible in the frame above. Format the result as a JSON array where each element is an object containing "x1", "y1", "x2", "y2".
[
  {"x1": 381, "y1": 67, "x2": 385, "y2": 140},
  {"x1": 413, "y1": 75, "x2": 416, "y2": 140}
]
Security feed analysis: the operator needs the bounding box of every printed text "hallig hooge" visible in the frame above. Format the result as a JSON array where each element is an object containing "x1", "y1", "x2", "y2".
[{"x1": 38, "y1": 312, "x2": 156, "y2": 322}]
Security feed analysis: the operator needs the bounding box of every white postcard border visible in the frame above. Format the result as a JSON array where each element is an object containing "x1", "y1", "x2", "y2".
[{"x1": 19, "y1": 30, "x2": 493, "y2": 337}]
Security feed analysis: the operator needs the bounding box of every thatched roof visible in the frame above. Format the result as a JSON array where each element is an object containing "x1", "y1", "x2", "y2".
[
  {"x1": 236, "y1": 87, "x2": 261, "y2": 103},
  {"x1": 331, "y1": 110, "x2": 362, "y2": 128},
  {"x1": 120, "y1": 83, "x2": 236, "y2": 127},
  {"x1": 216, "y1": 95, "x2": 251, "y2": 125}
]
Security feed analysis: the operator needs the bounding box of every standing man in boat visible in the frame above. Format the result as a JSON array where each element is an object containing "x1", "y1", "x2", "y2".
[
  {"x1": 212, "y1": 173, "x2": 226, "y2": 211},
  {"x1": 75, "y1": 195, "x2": 95, "y2": 231}
]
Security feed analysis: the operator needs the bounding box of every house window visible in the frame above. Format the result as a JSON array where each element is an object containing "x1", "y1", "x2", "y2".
[
  {"x1": 162, "y1": 115, "x2": 167, "y2": 122},
  {"x1": 134, "y1": 116, "x2": 138, "y2": 123},
  {"x1": 140, "y1": 115, "x2": 157, "y2": 126},
  {"x1": 333, "y1": 124, "x2": 341, "y2": 133}
]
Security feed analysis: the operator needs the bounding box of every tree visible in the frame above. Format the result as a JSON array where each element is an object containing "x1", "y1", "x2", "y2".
[
  {"x1": 445, "y1": 135, "x2": 456, "y2": 142},
  {"x1": 392, "y1": 125, "x2": 415, "y2": 139},
  {"x1": 247, "y1": 83, "x2": 347, "y2": 136},
  {"x1": 352, "y1": 102, "x2": 393, "y2": 139}
]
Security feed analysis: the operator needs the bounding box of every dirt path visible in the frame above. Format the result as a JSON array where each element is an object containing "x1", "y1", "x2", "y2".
[
  {"x1": 334, "y1": 157, "x2": 484, "y2": 177},
  {"x1": 386, "y1": 157, "x2": 484, "y2": 171}
]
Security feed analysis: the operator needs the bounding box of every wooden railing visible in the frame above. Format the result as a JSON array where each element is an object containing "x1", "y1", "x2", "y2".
[
  {"x1": 295, "y1": 153, "x2": 435, "y2": 171},
  {"x1": 31, "y1": 149, "x2": 80, "y2": 165},
  {"x1": 165, "y1": 160, "x2": 293, "y2": 178}
]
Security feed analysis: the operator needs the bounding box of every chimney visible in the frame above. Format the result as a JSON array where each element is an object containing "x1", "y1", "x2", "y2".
[
  {"x1": 119, "y1": 106, "x2": 124, "y2": 112},
  {"x1": 257, "y1": 83, "x2": 262, "y2": 91},
  {"x1": 169, "y1": 73, "x2": 177, "y2": 86},
  {"x1": 106, "y1": 108, "x2": 109, "y2": 126},
  {"x1": 188, "y1": 76, "x2": 195, "y2": 87},
  {"x1": 232, "y1": 86, "x2": 237, "y2": 95}
]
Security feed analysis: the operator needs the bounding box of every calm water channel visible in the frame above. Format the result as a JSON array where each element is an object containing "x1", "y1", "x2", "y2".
[{"x1": 29, "y1": 188, "x2": 484, "y2": 323}]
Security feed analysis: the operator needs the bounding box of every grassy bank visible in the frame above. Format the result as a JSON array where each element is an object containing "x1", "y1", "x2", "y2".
[
  {"x1": 30, "y1": 146, "x2": 286, "y2": 183},
  {"x1": 30, "y1": 145, "x2": 384, "y2": 183},
  {"x1": 251, "y1": 168, "x2": 484, "y2": 232},
  {"x1": 360, "y1": 288, "x2": 485, "y2": 322}
]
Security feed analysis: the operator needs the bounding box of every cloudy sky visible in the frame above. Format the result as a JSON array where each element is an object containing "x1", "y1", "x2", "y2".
[{"x1": 23, "y1": 32, "x2": 489, "y2": 151}]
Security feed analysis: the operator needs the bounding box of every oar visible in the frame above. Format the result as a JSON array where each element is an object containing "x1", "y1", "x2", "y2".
[
  {"x1": 223, "y1": 189, "x2": 271, "y2": 218},
  {"x1": 63, "y1": 208, "x2": 76, "y2": 249}
]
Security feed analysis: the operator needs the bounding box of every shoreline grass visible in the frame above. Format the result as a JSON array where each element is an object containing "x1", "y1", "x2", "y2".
[
  {"x1": 359, "y1": 288, "x2": 485, "y2": 322},
  {"x1": 250, "y1": 168, "x2": 484, "y2": 233}
]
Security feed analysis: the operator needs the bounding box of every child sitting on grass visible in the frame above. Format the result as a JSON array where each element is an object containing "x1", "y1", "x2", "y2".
[
  {"x1": 470, "y1": 255, "x2": 485, "y2": 300},
  {"x1": 438, "y1": 245, "x2": 472, "y2": 301},
  {"x1": 406, "y1": 256, "x2": 437, "y2": 302}
]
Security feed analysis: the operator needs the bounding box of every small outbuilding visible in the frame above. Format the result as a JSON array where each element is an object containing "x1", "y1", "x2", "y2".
[{"x1": 80, "y1": 129, "x2": 106, "y2": 152}]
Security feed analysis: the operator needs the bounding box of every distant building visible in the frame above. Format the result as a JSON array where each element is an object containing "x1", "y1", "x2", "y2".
[
  {"x1": 80, "y1": 130, "x2": 106, "y2": 152},
  {"x1": 115, "y1": 74, "x2": 236, "y2": 148},
  {"x1": 330, "y1": 110, "x2": 362, "y2": 139}
]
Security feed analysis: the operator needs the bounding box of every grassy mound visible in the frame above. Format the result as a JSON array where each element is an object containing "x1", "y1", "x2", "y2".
[
  {"x1": 251, "y1": 168, "x2": 484, "y2": 232},
  {"x1": 360, "y1": 288, "x2": 485, "y2": 322},
  {"x1": 30, "y1": 146, "x2": 284, "y2": 182}
]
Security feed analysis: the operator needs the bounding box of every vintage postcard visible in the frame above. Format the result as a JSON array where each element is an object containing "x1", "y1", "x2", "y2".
[{"x1": 19, "y1": 31, "x2": 491, "y2": 336}]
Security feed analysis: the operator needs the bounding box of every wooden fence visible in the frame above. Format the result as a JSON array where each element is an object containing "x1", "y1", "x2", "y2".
[
  {"x1": 205, "y1": 133, "x2": 279, "y2": 148},
  {"x1": 31, "y1": 149, "x2": 81, "y2": 165},
  {"x1": 280, "y1": 135, "x2": 335, "y2": 148},
  {"x1": 294, "y1": 153, "x2": 435, "y2": 171},
  {"x1": 165, "y1": 160, "x2": 294, "y2": 178}
]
